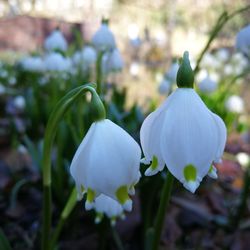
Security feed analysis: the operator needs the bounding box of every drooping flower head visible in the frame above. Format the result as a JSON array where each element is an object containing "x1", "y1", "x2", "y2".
[
  {"x1": 140, "y1": 52, "x2": 227, "y2": 193},
  {"x1": 70, "y1": 115, "x2": 141, "y2": 211},
  {"x1": 44, "y1": 29, "x2": 68, "y2": 52},
  {"x1": 102, "y1": 48, "x2": 124, "y2": 74},
  {"x1": 92, "y1": 20, "x2": 116, "y2": 52}
]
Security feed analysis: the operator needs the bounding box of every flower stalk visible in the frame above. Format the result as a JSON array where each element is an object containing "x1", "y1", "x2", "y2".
[
  {"x1": 151, "y1": 171, "x2": 174, "y2": 250},
  {"x1": 42, "y1": 83, "x2": 105, "y2": 250}
]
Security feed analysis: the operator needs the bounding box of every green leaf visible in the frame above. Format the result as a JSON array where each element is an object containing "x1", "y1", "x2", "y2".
[{"x1": 0, "y1": 228, "x2": 12, "y2": 250}]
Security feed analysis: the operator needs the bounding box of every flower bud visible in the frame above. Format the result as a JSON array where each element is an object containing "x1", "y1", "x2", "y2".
[{"x1": 176, "y1": 51, "x2": 194, "y2": 88}]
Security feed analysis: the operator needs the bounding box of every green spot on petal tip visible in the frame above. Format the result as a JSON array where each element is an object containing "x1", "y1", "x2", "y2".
[
  {"x1": 150, "y1": 155, "x2": 158, "y2": 170},
  {"x1": 116, "y1": 186, "x2": 129, "y2": 205},
  {"x1": 183, "y1": 164, "x2": 197, "y2": 182},
  {"x1": 86, "y1": 188, "x2": 95, "y2": 203}
]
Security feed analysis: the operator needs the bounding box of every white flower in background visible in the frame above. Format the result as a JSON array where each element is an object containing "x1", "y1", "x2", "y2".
[
  {"x1": 202, "y1": 53, "x2": 221, "y2": 69},
  {"x1": 129, "y1": 62, "x2": 140, "y2": 77},
  {"x1": 92, "y1": 23, "x2": 116, "y2": 51},
  {"x1": 82, "y1": 46, "x2": 97, "y2": 65},
  {"x1": 140, "y1": 52, "x2": 227, "y2": 193},
  {"x1": 196, "y1": 69, "x2": 208, "y2": 82},
  {"x1": 44, "y1": 29, "x2": 68, "y2": 52},
  {"x1": 73, "y1": 46, "x2": 97, "y2": 68},
  {"x1": 21, "y1": 56, "x2": 45, "y2": 72},
  {"x1": 165, "y1": 62, "x2": 179, "y2": 82},
  {"x1": 8, "y1": 76, "x2": 16, "y2": 86},
  {"x1": 44, "y1": 53, "x2": 72, "y2": 72},
  {"x1": 236, "y1": 152, "x2": 250, "y2": 168},
  {"x1": 13, "y1": 95, "x2": 26, "y2": 110},
  {"x1": 102, "y1": 49, "x2": 123, "y2": 74},
  {"x1": 70, "y1": 119, "x2": 141, "y2": 212},
  {"x1": 158, "y1": 79, "x2": 171, "y2": 95},
  {"x1": 225, "y1": 95, "x2": 244, "y2": 113},
  {"x1": 235, "y1": 24, "x2": 250, "y2": 56},
  {"x1": 198, "y1": 76, "x2": 218, "y2": 94},
  {"x1": 0, "y1": 69, "x2": 8, "y2": 78},
  {"x1": 93, "y1": 194, "x2": 125, "y2": 226},
  {"x1": 215, "y1": 48, "x2": 230, "y2": 62}
]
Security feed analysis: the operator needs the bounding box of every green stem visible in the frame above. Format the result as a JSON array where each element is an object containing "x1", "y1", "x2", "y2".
[
  {"x1": 51, "y1": 188, "x2": 78, "y2": 249},
  {"x1": 41, "y1": 83, "x2": 105, "y2": 250},
  {"x1": 230, "y1": 166, "x2": 250, "y2": 228},
  {"x1": 151, "y1": 171, "x2": 174, "y2": 250},
  {"x1": 96, "y1": 51, "x2": 104, "y2": 95},
  {"x1": 111, "y1": 227, "x2": 124, "y2": 250},
  {"x1": 194, "y1": 5, "x2": 250, "y2": 75}
]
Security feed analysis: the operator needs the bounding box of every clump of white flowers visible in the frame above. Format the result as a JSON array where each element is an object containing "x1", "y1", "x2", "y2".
[
  {"x1": 70, "y1": 96, "x2": 141, "y2": 211},
  {"x1": 93, "y1": 194, "x2": 125, "y2": 226},
  {"x1": 140, "y1": 52, "x2": 227, "y2": 193},
  {"x1": 44, "y1": 53, "x2": 72, "y2": 72},
  {"x1": 225, "y1": 95, "x2": 244, "y2": 113},
  {"x1": 44, "y1": 29, "x2": 68, "y2": 52},
  {"x1": 235, "y1": 24, "x2": 250, "y2": 57},
  {"x1": 21, "y1": 56, "x2": 45, "y2": 72}
]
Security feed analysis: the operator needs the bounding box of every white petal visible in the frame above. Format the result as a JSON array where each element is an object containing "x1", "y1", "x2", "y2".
[
  {"x1": 208, "y1": 165, "x2": 218, "y2": 179},
  {"x1": 211, "y1": 112, "x2": 227, "y2": 163},
  {"x1": 140, "y1": 94, "x2": 175, "y2": 175},
  {"x1": 160, "y1": 89, "x2": 218, "y2": 189},
  {"x1": 122, "y1": 199, "x2": 132, "y2": 212},
  {"x1": 183, "y1": 180, "x2": 200, "y2": 193}
]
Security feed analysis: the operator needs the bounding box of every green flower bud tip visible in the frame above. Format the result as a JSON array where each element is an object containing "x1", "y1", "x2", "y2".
[
  {"x1": 176, "y1": 51, "x2": 194, "y2": 88},
  {"x1": 101, "y1": 18, "x2": 109, "y2": 25},
  {"x1": 91, "y1": 90, "x2": 106, "y2": 121}
]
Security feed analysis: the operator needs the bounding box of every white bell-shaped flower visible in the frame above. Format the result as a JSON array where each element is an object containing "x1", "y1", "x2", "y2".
[
  {"x1": 198, "y1": 76, "x2": 218, "y2": 94},
  {"x1": 235, "y1": 24, "x2": 250, "y2": 56},
  {"x1": 225, "y1": 95, "x2": 244, "y2": 113},
  {"x1": 92, "y1": 23, "x2": 116, "y2": 51},
  {"x1": 93, "y1": 194, "x2": 125, "y2": 226},
  {"x1": 73, "y1": 46, "x2": 97, "y2": 67},
  {"x1": 44, "y1": 30, "x2": 68, "y2": 52},
  {"x1": 44, "y1": 53, "x2": 72, "y2": 72},
  {"x1": 82, "y1": 46, "x2": 97, "y2": 65},
  {"x1": 165, "y1": 62, "x2": 179, "y2": 82},
  {"x1": 21, "y1": 56, "x2": 45, "y2": 72},
  {"x1": 102, "y1": 49, "x2": 124, "y2": 73},
  {"x1": 140, "y1": 52, "x2": 227, "y2": 193},
  {"x1": 158, "y1": 79, "x2": 171, "y2": 95},
  {"x1": 70, "y1": 119, "x2": 141, "y2": 211}
]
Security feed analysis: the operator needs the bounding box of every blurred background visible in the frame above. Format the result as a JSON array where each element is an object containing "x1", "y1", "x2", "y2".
[{"x1": 0, "y1": 1, "x2": 250, "y2": 250}]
